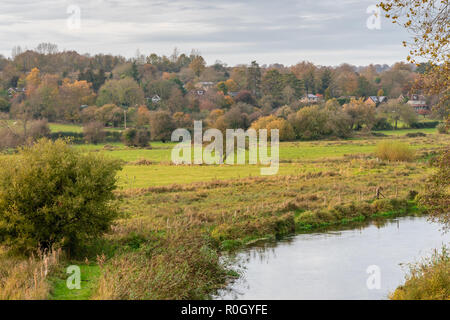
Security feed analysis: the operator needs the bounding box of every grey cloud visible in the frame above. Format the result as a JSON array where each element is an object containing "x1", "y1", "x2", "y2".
[{"x1": 0, "y1": 0, "x2": 410, "y2": 66}]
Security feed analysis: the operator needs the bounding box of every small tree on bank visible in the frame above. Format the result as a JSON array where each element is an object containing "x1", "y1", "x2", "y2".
[
  {"x1": 0, "y1": 139, "x2": 122, "y2": 253},
  {"x1": 122, "y1": 128, "x2": 151, "y2": 147}
]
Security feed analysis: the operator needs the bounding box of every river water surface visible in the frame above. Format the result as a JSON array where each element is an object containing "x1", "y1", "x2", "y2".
[{"x1": 214, "y1": 216, "x2": 449, "y2": 300}]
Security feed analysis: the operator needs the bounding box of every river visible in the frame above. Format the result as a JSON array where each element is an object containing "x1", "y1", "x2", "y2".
[{"x1": 214, "y1": 216, "x2": 449, "y2": 300}]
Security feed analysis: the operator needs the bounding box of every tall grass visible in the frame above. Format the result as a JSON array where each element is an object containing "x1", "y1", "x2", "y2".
[
  {"x1": 375, "y1": 141, "x2": 415, "y2": 161},
  {"x1": 390, "y1": 246, "x2": 449, "y2": 300},
  {"x1": 0, "y1": 248, "x2": 61, "y2": 300},
  {"x1": 93, "y1": 232, "x2": 227, "y2": 300}
]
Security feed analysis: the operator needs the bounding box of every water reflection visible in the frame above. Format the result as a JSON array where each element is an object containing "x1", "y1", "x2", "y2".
[{"x1": 214, "y1": 217, "x2": 449, "y2": 300}]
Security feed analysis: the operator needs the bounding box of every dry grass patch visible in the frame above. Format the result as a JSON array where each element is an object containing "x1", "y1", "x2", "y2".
[
  {"x1": 375, "y1": 141, "x2": 415, "y2": 161},
  {"x1": 0, "y1": 248, "x2": 61, "y2": 300}
]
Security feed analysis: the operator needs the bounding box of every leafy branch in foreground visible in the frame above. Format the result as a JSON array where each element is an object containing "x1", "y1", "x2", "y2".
[{"x1": 379, "y1": 0, "x2": 449, "y2": 118}]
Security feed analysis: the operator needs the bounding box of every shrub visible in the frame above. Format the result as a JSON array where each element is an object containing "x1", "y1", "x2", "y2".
[
  {"x1": 0, "y1": 97, "x2": 10, "y2": 113},
  {"x1": 0, "y1": 119, "x2": 50, "y2": 149},
  {"x1": 149, "y1": 110, "x2": 175, "y2": 142},
  {"x1": 288, "y1": 105, "x2": 330, "y2": 140},
  {"x1": 0, "y1": 139, "x2": 122, "y2": 253},
  {"x1": 406, "y1": 132, "x2": 426, "y2": 137},
  {"x1": 437, "y1": 123, "x2": 448, "y2": 134},
  {"x1": 0, "y1": 248, "x2": 61, "y2": 299},
  {"x1": 28, "y1": 119, "x2": 50, "y2": 140},
  {"x1": 390, "y1": 247, "x2": 449, "y2": 300},
  {"x1": 83, "y1": 121, "x2": 106, "y2": 144},
  {"x1": 411, "y1": 121, "x2": 439, "y2": 129},
  {"x1": 0, "y1": 127, "x2": 21, "y2": 149},
  {"x1": 251, "y1": 115, "x2": 296, "y2": 141},
  {"x1": 122, "y1": 128, "x2": 151, "y2": 147},
  {"x1": 373, "y1": 117, "x2": 393, "y2": 130},
  {"x1": 419, "y1": 150, "x2": 450, "y2": 228},
  {"x1": 375, "y1": 141, "x2": 415, "y2": 161}
]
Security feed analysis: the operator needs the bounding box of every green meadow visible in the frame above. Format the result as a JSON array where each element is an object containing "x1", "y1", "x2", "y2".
[{"x1": 2, "y1": 124, "x2": 448, "y2": 300}]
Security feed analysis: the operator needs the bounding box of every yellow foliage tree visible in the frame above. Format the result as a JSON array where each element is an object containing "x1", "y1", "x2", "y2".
[{"x1": 250, "y1": 115, "x2": 296, "y2": 141}]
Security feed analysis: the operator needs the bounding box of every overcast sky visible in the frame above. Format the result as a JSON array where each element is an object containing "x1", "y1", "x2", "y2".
[{"x1": 0, "y1": 0, "x2": 411, "y2": 66}]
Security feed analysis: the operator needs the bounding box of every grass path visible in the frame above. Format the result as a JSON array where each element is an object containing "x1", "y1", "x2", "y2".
[{"x1": 49, "y1": 265, "x2": 101, "y2": 300}]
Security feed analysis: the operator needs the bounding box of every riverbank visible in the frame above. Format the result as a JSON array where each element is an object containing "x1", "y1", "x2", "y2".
[
  {"x1": 52, "y1": 147, "x2": 435, "y2": 299},
  {"x1": 88, "y1": 196, "x2": 425, "y2": 299},
  {"x1": 390, "y1": 246, "x2": 449, "y2": 300},
  {"x1": 2, "y1": 133, "x2": 447, "y2": 300}
]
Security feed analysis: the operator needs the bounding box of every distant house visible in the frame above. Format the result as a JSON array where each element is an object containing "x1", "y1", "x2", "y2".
[
  {"x1": 301, "y1": 94, "x2": 322, "y2": 103},
  {"x1": 151, "y1": 95, "x2": 161, "y2": 103},
  {"x1": 228, "y1": 91, "x2": 240, "y2": 98},
  {"x1": 195, "y1": 81, "x2": 215, "y2": 91},
  {"x1": 7, "y1": 87, "x2": 26, "y2": 97},
  {"x1": 365, "y1": 96, "x2": 388, "y2": 107},
  {"x1": 407, "y1": 94, "x2": 429, "y2": 113}
]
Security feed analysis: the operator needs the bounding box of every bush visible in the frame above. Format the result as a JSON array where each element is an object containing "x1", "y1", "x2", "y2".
[
  {"x1": 83, "y1": 121, "x2": 106, "y2": 144},
  {"x1": 251, "y1": 115, "x2": 296, "y2": 141},
  {"x1": 0, "y1": 119, "x2": 50, "y2": 149},
  {"x1": 437, "y1": 123, "x2": 448, "y2": 134},
  {"x1": 0, "y1": 97, "x2": 10, "y2": 113},
  {"x1": 122, "y1": 128, "x2": 151, "y2": 147},
  {"x1": 28, "y1": 119, "x2": 50, "y2": 140},
  {"x1": 373, "y1": 117, "x2": 393, "y2": 130},
  {"x1": 0, "y1": 139, "x2": 122, "y2": 253},
  {"x1": 419, "y1": 150, "x2": 450, "y2": 228},
  {"x1": 405, "y1": 132, "x2": 426, "y2": 137},
  {"x1": 411, "y1": 121, "x2": 439, "y2": 129},
  {"x1": 0, "y1": 127, "x2": 21, "y2": 149},
  {"x1": 288, "y1": 105, "x2": 330, "y2": 140},
  {"x1": 375, "y1": 141, "x2": 415, "y2": 161},
  {"x1": 390, "y1": 247, "x2": 449, "y2": 300}
]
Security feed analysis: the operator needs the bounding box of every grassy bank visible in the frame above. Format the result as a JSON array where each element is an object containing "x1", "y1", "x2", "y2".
[
  {"x1": 1, "y1": 132, "x2": 447, "y2": 300},
  {"x1": 89, "y1": 150, "x2": 432, "y2": 299},
  {"x1": 390, "y1": 247, "x2": 449, "y2": 300}
]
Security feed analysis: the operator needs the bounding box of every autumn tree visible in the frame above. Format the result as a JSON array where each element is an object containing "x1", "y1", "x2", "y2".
[
  {"x1": 149, "y1": 110, "x2": 175, "y2": 142},
  {"x1": 420, "y1": 150, "x2": 450, "y2": 229},
  {"x1": 343, "y1": 98, "x2": 377, "y2": 130},
  {"x1": 250, "y1": 115, "x2": 295, "y2": 141},
  {"x1": 189, "y1": 55, "x2": 206, "y2": 77},
  {"x1": 97, "y1": 78, "x2": 144, "y2": 108},
  {"x1": 58, "y1": 79, "x2": 96, "y2": 122},
  {"x1": 379, "y1": 0, "x2": 449, "y2": 117}
]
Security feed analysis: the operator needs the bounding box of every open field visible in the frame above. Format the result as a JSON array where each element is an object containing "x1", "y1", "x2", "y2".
[
  {"x1": 1, "y1": 131, "x2": 448, "y2": 300},
  {"x1": 48, "y1": 123, "x2": 122, "y2": 134},
  {"x1": 376, "y1": 128, "x2": 437, "y2": 136}
]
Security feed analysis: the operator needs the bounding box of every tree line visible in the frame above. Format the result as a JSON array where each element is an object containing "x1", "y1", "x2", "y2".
[{"x1": 0, "y1": 44, "x2": 446, "y2": 148}]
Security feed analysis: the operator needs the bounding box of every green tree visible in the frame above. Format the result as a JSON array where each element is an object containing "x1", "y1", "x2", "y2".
[
  {"x1": 0, "y1": 139, "x2": 122, "y2": 253},
  {"x1": 149, "y1": 110, "x2": 175, "y2": 142},
  {"x1": 319, "y1": 68, "x2": 332, "y2": 94},
  {"x1": 262, "y1": 69, "x2": 284, "y2": 103},
  {"x1": 356, "y1": 76, "x2": 373, "y2": 97},
  {"x1": 97, "y1": 77, "x2": 144, "y2": 108},
  {"x1": 247, "y1": 61, "x2": 262, "y2": 98}
]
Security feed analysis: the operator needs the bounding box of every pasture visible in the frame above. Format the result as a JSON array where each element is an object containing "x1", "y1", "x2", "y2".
[{"x1": 1, "y1": 127, "x2": 448, "y2": 300}]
